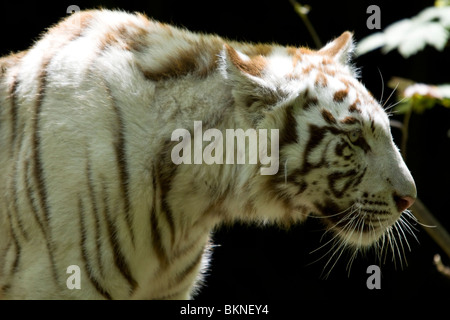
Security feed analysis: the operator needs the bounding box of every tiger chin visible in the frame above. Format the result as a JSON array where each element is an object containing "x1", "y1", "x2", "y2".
[{"x1": 0, "y1": 9, "x2": 416, "y2": 300}]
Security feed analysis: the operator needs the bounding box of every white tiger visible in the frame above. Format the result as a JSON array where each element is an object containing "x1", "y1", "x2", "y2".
[{"x1": 0, "y1": 9, "x2": 416, "y2": 299}]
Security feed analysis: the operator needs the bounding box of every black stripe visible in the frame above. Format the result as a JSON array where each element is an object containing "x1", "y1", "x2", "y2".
[
  {"x1": 5, "y1": 211, "x2": 21, "y2": 274},
  {"x1": 25, "y1": 158, "x2": 60, "y2": 282},
  {"x1": 361, "y1": 208, "x2": 390, "y2": 215},
  {"x1": 24, "y1": 159, "x2": 46, "y2": 235},
  {"x1": 156, "y1": 144, "x2": 178, "y2": 247},
  {"x1": 172, "y1": 232, "x2": 206, "y2": 261},
  {"x1": 104, "y1": 84, "x2": 135, "y2": 246},
  {"x1": 334, "y1": 141, "x2": 348, "y2": 157},
  {"x1": 78, "y1": 197, "x2": 112, "y2": 300},
  {"x1": 327, "y1": 169, "x2": 358, "y2": 198},
  {"x1": 300, "y1": 125, "x2": 328, "y2": 174},
  {"x1": 301, "y1": 125, "x2": 345, "y2": 174},
  {"x1": 0, "y1": 240, "x2": 12, "y2": 278},
  {"x1": 12, "y1": 159, "x2": 29, "y2": 241},
  {"x1": 85, "y1": 157, "x2": 105, "y2": 277},
  {"x1": 279, "y1": 104, "x2": 299, "y2": 146},
  {"x1": 32, "y1": 60, "x2": 60, "y2": 284},
  {"x1": 352, "y1": 167, "x2": 367, "y2": 189},
  {"x1": 150, "y1": 206, "x2": 170, "y2": 268},
  {"x1": 301, "y1": 89, "x2": 319, "y2": 111},
  {"x1": 8, "y1": 74, "x2": 19, "y2": 158},
  {"x1": 150, "y1": 170, "x2": 170, "y2": 267},
  {"x1": 353, "y1": 135, "x2": 371, "y2": 153},
  {"x1": 150, "y1": 169, "x2": 169, "y2": 269},
  {"x1": 33, "y1": 63, "x2": 50, "y2": 223},
  {"x1": 316, "y1": 199, "x2": 347, "y2": 227},
  {"x1": 175, "y1": 249, "x2": 204, "y2": 284},
  {"x1": 161, "y1": 195, "x2": 176, "y2": 246},
  {"x1": 0, "y1": 284, "x2": 11, "y2": 296},
  {"x1": 296, "y1": 180, "x2": 308, "y2": 195},
  {"x1": 101, "y1": 181, "x2": 137, "y2": 295},
  {"x1": 321, "y1": 109, "x2": 337, "y2": 125},
  {"x1": 113, "y1": 110, "x2": 134, "y2": 245},
  {"x1": 11, "y1": 75, "x2": 29, "y2": 241}
]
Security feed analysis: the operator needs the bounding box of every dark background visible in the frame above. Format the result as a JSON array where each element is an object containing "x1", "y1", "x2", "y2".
[{"x1": 2, "y1": 0, "x2": 449, "y2": 300}]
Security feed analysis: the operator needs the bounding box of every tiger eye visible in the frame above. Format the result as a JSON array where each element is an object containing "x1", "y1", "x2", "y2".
[{"x1": 348, "y1": 130, "x2": 361, "y2": 144}]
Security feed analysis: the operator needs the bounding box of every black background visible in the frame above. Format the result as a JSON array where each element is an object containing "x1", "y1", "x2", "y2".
[{"x1": 1, "y1": 0, "x2": 450, "y2": 300}]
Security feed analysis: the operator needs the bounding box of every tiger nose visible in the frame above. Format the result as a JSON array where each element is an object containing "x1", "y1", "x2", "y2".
[{"x1": 394, "y1": 195, "x2": 416, "y2": 213}]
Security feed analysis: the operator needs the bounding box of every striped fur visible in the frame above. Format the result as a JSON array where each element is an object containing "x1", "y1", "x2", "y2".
[{"x1": 0, "y1": 10, "x2": 416, "y2": 299}]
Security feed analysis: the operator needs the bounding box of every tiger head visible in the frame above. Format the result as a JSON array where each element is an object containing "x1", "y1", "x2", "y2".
[{"x1": 220, "y1": 32, "x2": 417, "y2": 248}]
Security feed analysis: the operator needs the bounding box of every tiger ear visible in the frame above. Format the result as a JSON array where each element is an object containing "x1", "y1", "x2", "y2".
[
  {"x1": 219, "y1": 44, "x2": 278, "y2": 108},
  {"x1": 221, "y1": 44, "x2": 267, "y2": 79},
  {"x1": 318, "y1": 31, "x2": 354, "y2": 65}
]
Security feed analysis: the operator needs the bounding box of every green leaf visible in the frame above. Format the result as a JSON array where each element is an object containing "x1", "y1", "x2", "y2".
[
  {"x1": 354, "y1": 32, "x2": 385, "y2": 56},
  {"x1": 394, "y1": 100, "x2": 413, "y2": 114},
  {"x1": 393, "y1": 80, "x2": 450, "y2": 114},
  {"x1": 397, "y1": 21, "x2": 448, "y2": 58},
  {"x1": 356, "y1": 6, "x2": 450, "y2": 58}
]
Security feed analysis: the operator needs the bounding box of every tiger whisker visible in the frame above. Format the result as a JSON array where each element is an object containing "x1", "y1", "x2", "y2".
[
  {"x1": 391, "y1": 224, "x2": 406, "y2": 269},
  {"x1": 321, "y1": 238, "x2": 348, "y2": 279},
  {"x1": 355, "y1": 211, "x2": 367, "y2": 246},
  {"x1": 319, "y1": 208, "x2": 363, "y2": 278},
  {"x1": 404, "y1": 209, "x2": 435, "y2": 229},
  {"x1": 397, "y1": 217, "x2": 413, "y2": 251},
  {"x1": 376, "y1": 217, "x2": 388, "y2": 264},
  {"x1": 377, "y1": 67, "x2": 385, "y2": 105},
  {"x1": 346, "y1": 246, "x2": 359, "y2": 277},
  {"x1": 399, "y1": 212, "x2": 419, "y2": 235},
  {"x1": 322, "y1": 211, "x2": 368, "y2": 279},
  {"x1": 385, "y1": 227, "x2": 397, "y2": 268},
  {"x1": 338, "y1": 214, "x2": 366, "y2": 277},
  {"x1": 393, "y1": 222, "x2": 408, "y2": 268},
  {"x1": 382, "y1": 82, "x2": 399, "y2": 110},
  {"x1": 317, "y1": 205, "x2": 360, "y2": 244},
  {"x1": 310, "y1": 215, "x2": 355, "y2": 258},
  {"x1": 309, "y1": 209, "x2": 355, "y2": 220},
  {"x1": 308, "y1": 209, "x2": 359, "y2": 265},
  {"x1": 380, "y1": 231, "x2": 390, "y2": 266},
  {"x1": 398, "y1": 214, "x2": 420, "y2": 244},
  {"x1": 350, "y1": 213, "x2": 370, "y2": 272},
  {"x1": 384, "y1": 95, "x2": 408, "y2": 114}
]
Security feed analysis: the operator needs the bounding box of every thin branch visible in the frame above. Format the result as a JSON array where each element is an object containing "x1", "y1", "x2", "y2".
[
  {"x1": 400, "y1": 107, "x2": 412, "y2": 159},
  {"x1": 289, "y1": 0, "x2": 322, "y2": 48},
  {"x1": 412, "y1": 198, "x2": 450, "y2": 260}
]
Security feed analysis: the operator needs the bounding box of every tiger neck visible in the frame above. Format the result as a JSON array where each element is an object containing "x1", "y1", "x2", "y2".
[{"x1": 168, "y1": 83, "x2": 292, "y2": 228}]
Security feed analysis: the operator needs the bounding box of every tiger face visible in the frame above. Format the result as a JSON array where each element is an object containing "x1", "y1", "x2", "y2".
[
  {"x1": 287, "y1": 75, "x2": 416, "y2": 247},
  {"x1": 274, "y1": 34, "x2": 417, "y2": 248},
  {"x1": 222, "y1": 32, "x2": 416, "y2": 249}
]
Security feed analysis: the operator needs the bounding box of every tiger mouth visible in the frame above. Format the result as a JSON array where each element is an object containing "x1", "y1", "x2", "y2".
[
  {"x1": 317, "y1": 201, "x2": 399, "y2": 246},
  {"x1": 310, "y1": 205, "x2": 419, "y2": 279}
]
